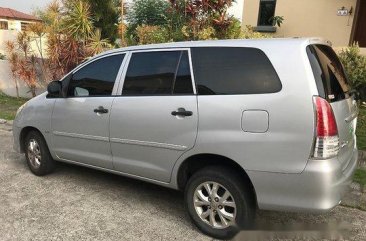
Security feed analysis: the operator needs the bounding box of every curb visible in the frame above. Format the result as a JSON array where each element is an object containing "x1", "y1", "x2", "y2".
[{"x1": 0, "y1": 120, "x2": 13, "y2": 132}]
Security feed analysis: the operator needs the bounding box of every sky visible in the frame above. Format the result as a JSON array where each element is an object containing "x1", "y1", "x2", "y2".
[
  {"x1": 0, "y1": 0, "x2": 244, "y2": 20},
  {"x1": 1, "y1": 0, "x2": 50, "y2": 14}
]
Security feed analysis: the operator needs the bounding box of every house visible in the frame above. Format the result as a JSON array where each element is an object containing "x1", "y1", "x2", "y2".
[
  {"x1": 242, "y1": 0, "x2": 366, "y2": 48},
  {"x1": 0, "y1": 7, "x2": 43, "y2": 57},
  {"x1": 0, "y1": 7, "x2": 40, "y2": 31},
  {"x1": 0, "y1": 7, "x2": 44, "y2": 98}
]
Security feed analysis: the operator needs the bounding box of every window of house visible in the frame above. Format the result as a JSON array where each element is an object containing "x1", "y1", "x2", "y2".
[
  {"x1": 0, "y1": 21, "x2": 8, "y2": 30},
  {"x1": 122, "y1": 50, "x2": 194, "y2": 96},
  {"x1": 67, "y1": 54, "x2": 125, "y2": 97},
  {"x1": 21, "y1": 22, "x2": 29, "y2": 31},
  {"x1": 191, "y1": 47, "x2": 282, "y2": 95},
  {"x1": 258, "y1": 0, "x2": 277, "y2": 26}
]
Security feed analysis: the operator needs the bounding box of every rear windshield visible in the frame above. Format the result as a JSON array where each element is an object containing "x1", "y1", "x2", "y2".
[{"x1": 306, "y1": 44, "x2": 350, "y2": 102}]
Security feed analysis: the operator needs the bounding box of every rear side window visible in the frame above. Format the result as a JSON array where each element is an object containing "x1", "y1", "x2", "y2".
[
  {"x1": 122, "y1": 50, "x2": 193, "y2": 95},
  {"x1": 191, "y1": 47, "x2": 281, "y2": 95},
  {"x1": 307, "y1": 45, "x2": 350, "y2": 102}
]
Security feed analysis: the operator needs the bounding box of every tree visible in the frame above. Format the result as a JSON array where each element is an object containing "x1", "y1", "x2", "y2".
[
  {"x1": 5, "y1": 42, "x2": 20, "y2": 98},
  {"x1": 83, "y1": 0, "x2": 119, "y2": 43},
  {"x1": 169, "y1": 0, "x2": 236, "y2": 40},
  {"x1": 126, "y1": 0, "x2": 170, "y2": 42},
  {"x1": 338, "y1": 43, "x2": 366, "y2": 100},
  {"x1": 63, "y1": 0, "x2": 94, "y2": 42}
]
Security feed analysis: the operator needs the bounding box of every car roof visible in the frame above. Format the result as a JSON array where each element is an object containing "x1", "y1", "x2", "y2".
[{"x1": 100, "y1": 37, "x2": 331, "y2": 56}]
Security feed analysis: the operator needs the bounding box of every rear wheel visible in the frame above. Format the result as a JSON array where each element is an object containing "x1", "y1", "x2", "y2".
[
  {"x1": 185, "y1": 166, "x2": 256, "y2": 239},
  {"x1": 25, "y1": 131, "x2": 55, "y2": 176}
]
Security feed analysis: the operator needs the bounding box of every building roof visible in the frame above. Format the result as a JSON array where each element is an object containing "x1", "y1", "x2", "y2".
[{"x1": 0, "y1": 7, "x2": 40, "y2": 22}]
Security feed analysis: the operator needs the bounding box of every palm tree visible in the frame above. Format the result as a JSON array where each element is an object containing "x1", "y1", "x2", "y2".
[
  {"x1": 5, "y1": 41, "x2": 20, "y2": 98},
  {"x1": 62, "y1": 0, "x2": 94, "y2": 42},
  {"x1": 87, "y1": 29, "x2": 112, "y2": 55}
]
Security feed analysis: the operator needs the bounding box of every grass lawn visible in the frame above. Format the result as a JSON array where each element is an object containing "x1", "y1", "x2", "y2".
[
  {"x1": 0, "y1": 92, "x2": 28, "y2": 120},
  {"x1": 357, "y1": 105, "x2": 366, "y2": 151},
  {"x1": 354, "y1": 169, "x2": 366, "y2": 187}
]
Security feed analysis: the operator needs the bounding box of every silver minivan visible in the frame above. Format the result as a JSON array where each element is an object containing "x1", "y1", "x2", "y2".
[{"x1": 13, "y1": 38, "x2": 358, "y2": 239}]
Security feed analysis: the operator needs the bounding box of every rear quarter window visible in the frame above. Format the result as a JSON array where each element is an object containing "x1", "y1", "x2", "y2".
[
  {"x1": 191, "y1": 47, "x2": 282, "y2": 95},
  {"x1": 306, "y1": 44, "x2": 350, "y2": 102}
]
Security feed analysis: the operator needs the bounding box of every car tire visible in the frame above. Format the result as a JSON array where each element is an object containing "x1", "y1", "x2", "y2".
[
  {"x1": 24, "y1": 130, "x2": 55, "y2": 176},
  {"x1": 185, "y1": 166, "x2": 256, "y2": 240}
]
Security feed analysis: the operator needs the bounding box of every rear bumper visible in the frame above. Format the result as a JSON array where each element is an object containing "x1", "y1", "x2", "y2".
[{"x1": 248, "y1": 148, "x2": 358, "y2": 212}]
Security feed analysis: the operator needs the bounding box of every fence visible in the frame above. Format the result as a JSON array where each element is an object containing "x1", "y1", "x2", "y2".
[{"x1": 0, "y1": 60, "x2": 45, "y2": 98}]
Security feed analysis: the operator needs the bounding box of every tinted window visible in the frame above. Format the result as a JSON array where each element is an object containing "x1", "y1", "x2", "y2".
[
  {"x1": 123, "y1": 51, "x2": 193, "y2": 95},
  {"x1": 307, "y1": 45, "x2": 350, "y2": 102},
  {"x1": 191, "y1": 47, "x2": 281, "y2": 95},
  {"x1": 174, "y1": 51, "x2": 194, "y2": 94},
  {"x1": 68, "y1": 54, "x2": 125, "y2": 97},
  {"x1": 258, "y1": 0, "x2": 276, "y2": 26}
]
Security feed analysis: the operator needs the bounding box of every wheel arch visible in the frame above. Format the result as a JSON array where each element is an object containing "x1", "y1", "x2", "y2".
[
  {"x1": 176, "y1": 153, "x2": 257, "y2": 206},
  {"x1": 19, "y1": 126, "x2": 44, "y2": 153}
]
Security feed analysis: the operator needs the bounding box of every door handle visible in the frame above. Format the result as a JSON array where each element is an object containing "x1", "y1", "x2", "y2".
[
  {"x1": 171, "y1": 108, "x2": 193, "y2": 117},
  {"x1": 94, "y1": 106, "x2": 109, "y2": 114}
]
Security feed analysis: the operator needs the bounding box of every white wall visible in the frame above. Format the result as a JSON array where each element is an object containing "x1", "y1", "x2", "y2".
[
  {"x1": 0, "y1": 60, "x2": 45, "y2": 98},
  {"x1": 0, "y1": 29, "x2": 48, "y2": 58}
]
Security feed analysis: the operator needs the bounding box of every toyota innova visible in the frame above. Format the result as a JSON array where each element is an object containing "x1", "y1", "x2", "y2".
[{"x1": 13, "y1": 38, "x2": 358, "y2": 239}]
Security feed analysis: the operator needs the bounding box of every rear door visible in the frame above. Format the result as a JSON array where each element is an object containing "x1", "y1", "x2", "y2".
[
  {"x1": 307, "y1": 45, "x2": 358, "y2": 169},
  {"x1": 109, "y1": 49, "x2": 198, "y2": 182}
]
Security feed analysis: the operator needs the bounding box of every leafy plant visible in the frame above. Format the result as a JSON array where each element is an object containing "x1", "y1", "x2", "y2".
[
  {"x1": 270, "y1": 16, "x2": 284, "y2": 27},
  {"x1": 136, "y1": 25, "x2": 170, "y2": 45},
  {"x1": 126, "y1": 0, "x2": 169, "y2": 42},
  {"x1": 0, "y1": 53, "x2": 6, "y2": 60},
  {"x1": 62, "y1": 0, "x2": 94, "y2": 42},
  {"x1": 338, "y1": 43, "x2": 366, "y2": 99},
  {"x1": 5, "y1": 0, "x2": 115, "y2": 97},
  {"x1": 241, "y1": 25, "x2": 270, "y2": 39},
  {"x1": 87, "y1": 29, "x2": 113, "y2": 54},
  {"x1": 83, "y1": 0, "x2": 119, "y2": 43},
  {"x1": 170, "y1": 0, "x2": 235, "y2": 40}
]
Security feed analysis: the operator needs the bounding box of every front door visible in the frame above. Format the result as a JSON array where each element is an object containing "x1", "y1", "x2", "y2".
[
  {"x1": 51, "y1": 54, "x2": 125, "y2": 169},
  {"x1": 110, "y1": 50, "x2": 198, "y2": 182}
]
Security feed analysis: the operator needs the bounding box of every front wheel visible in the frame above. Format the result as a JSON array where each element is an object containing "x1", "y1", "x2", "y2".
[
  {"x1": 25, "y1": 130, "x2": 55, "y2": 176},
  {"x1": 185, "y1": 166, "x2": 256, "y2": 239}
]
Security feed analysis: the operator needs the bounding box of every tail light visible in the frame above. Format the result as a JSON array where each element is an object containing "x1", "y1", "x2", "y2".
[{"x1": 312, "y1": 96, "x2": 339, "y2": 159}]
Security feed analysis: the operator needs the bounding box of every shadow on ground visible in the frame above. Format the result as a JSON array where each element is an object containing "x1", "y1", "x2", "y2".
[{"x1": 1, "y1": 130, "x2": 366, "y2": 241}]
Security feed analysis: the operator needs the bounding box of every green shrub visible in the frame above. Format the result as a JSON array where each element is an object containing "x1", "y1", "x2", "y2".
[
  {"x1": 338, "y1": 43, "x2": 366, "y2": 98},
  {"x1": 136, "y1": 25, "x2": 170, "y2": 45},
  {"x1": 0, "y1": 53, "x2": 6, "y2": 60}
]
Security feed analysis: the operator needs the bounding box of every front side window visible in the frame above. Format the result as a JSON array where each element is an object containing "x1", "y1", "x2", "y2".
[
  {"x1": 191, "y1": 47, "x2": 282, "y2": 95},
  {"x1": 67, "y1": 54, "x2": 125, "y2": 97},
  {"x1": 258, "y1": 0, "x2": 277, "y2": 26},
  {"x1": 122, "y1": 50, "x2": 193, "y2": 95}
]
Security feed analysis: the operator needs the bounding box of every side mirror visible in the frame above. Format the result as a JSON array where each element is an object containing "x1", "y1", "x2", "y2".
[{"x1": 47, "y1": 81, "x2": 62, "y2": 97}]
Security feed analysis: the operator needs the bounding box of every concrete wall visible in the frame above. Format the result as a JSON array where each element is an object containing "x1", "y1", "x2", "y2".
[
  {"x1": 0, "y1": 30, "x2": 48, "y2": 58},
  {"x1": 242, "y1": 0, "x2": 357, "y2": 47},
  {"x1": 0, "y1": 60, "x2": 45, "y2": 98}
]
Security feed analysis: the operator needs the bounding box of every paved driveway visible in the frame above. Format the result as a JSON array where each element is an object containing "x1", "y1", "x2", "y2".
[{"x1": 1, "y1": 129, "x2": 366, "y2": 241}]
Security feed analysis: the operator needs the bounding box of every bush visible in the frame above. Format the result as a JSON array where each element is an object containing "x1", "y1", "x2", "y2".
[
  {"x1": 136, "y1": 25, "x2": 170, "y2": 45},
  {"x1": 0, "y1": 53, "x2": 5, "y2": 60},
  {"x1": 338, "y1": 43, "x2": 366, "y2": 99},
  {"x1": 126, "y1": 0, "x2": 169, "y2": 41}
]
